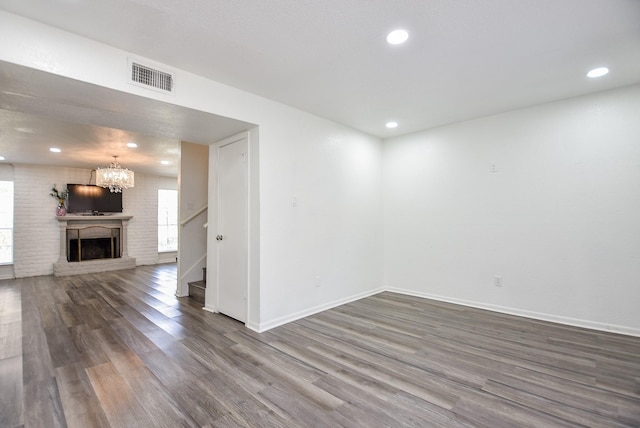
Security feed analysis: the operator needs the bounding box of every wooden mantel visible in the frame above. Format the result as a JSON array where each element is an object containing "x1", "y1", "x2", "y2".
[{"x1": 54, "y1": 215, "x2": 136, "y2": 276}]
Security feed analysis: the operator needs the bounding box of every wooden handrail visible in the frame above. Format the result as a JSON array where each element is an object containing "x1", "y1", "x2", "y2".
[{"x1": 180, "y1": 205, "x2": 207, "y2": 226}]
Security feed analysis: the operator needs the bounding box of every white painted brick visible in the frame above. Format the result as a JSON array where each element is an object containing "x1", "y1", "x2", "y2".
[{"x1": 12, "y1": 165, "x2": 177, "y2": 278}]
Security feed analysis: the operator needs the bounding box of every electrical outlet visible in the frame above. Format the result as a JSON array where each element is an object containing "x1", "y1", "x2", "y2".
[
  {"x1": 494, "y1": 276, "x2": 502, "y2": 287},
  {"x1": 315, "y1": 275, "x2": 321, "y2": 288}
]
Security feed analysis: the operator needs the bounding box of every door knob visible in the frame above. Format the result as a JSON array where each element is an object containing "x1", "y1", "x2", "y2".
[{"x1": 216, "y1": 235, "x2": 223, "y2": 241}]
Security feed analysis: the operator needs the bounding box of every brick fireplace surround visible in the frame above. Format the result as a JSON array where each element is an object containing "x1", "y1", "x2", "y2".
[{"x1": 53, "y1": 215, "x2": 136, "y2": 276}]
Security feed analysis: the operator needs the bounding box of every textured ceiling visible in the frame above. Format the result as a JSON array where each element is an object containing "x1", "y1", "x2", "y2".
[{"x1": 0, "y1": 0, "x2": 639, "y2": 175}]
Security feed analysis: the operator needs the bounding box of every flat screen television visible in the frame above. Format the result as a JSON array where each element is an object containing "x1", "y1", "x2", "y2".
[{"x1": 66, "y1": 184, "x2": 123, "y2": 214}]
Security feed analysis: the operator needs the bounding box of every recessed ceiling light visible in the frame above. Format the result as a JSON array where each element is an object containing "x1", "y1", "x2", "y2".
[
  {"x1": 160, "y1": 160, "x2": 172, "y2": 165},
  {"x1": 386, "y1": 121, "x2": 399, "y2": 129},
  {"x1": 50, "y1": 147, "x2": 61, "y2": 153},
  {"x1": 387, "y1": 29, "x2": 409, "y2": 45},
  {"x1": 0, "y1": 156, "x2": 5, "y2": 161},
  {"x1": 127, "y1": 142, "x2": 138, "y2": 148},
  {"x1": 587, "y1": 67, "x2": 609, "y2": 78}
]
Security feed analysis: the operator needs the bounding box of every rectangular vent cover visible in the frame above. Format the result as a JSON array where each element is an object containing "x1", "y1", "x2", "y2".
[{"x1": 130, "y1": 62, "x2": 174, "y2": 92}]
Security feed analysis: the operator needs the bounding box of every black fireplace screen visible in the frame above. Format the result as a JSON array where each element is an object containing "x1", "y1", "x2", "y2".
[{"x1": 66, "y1": 227, "x2": 121, "y2": 262}]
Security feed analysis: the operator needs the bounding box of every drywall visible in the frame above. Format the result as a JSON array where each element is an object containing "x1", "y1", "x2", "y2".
[
  {"x1": 383, "y1": 84, "x2": 640, "y2": 334},
  {"x1": 255, "y1": 114, "x2": 384, "y2": 328},
  {"x1": 178, "y1": 141, "x2": 209, "y2": 296},
  {"x1": 0, "y1": 11, "x2": 384, "y2": 329},
  {"x1": 3, "y1": 10, "x2": 637, "y2": 335},
  {"x1": 0, "y1": 164, "x2": 14, "y2": 279}
]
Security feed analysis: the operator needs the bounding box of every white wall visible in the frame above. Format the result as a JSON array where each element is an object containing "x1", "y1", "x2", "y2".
[
  {"x1": 12, "y1": 164, "x2": 176, "y2": 277},
  {"x1": 383, "y1": 84, "x2": 640, "y2": 335},
  {"x1": 0, "y1": 11, "x2": 384, "y2": 330},
  {"x1": 0, "y1": 164, "x2": 15, "y2": 279},
  {"x1": 126, "y1": 173, "x2": 177, "y2": 266},
  {"x1": 4, "y1": 11, "x2": 638, "y2": 335},
  {"x1": 178, "y1": 141, "x2": 209, "y2": 296},
  {"x1": 3, "y1": 10, "x2": 637, "y2": 335},
  {"x1": 257, "y1": 121, "x2": 383, "y2": 330}
]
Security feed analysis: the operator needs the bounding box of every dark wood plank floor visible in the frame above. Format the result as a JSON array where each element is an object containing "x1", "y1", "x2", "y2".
[{"x1": 1, "y1": 264, "x2": 639, "y2": 427}]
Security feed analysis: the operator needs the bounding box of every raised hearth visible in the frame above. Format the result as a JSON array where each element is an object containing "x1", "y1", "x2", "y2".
[{"x1": 54, "y1": 215, "x2": 136, "y2": 276}]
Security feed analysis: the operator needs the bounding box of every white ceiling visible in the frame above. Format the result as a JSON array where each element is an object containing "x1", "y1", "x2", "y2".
[
  {"x1": 0, "y1": 0, "x2": 639, "y2": 176},
  {"x1": 0, "y1": 62, "x2": 253, "y2": 176}
]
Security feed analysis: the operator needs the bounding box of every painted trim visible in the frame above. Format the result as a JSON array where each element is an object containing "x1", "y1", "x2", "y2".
[
  {"x1": 180, "y1": 204, "x2": 207, "y2": 226},
  {"x1": 0, "y1": 264, "x2": 14, "y2": 280},
  {"x1": 252, "y1": 287, "x2": 386, "y2": 333},
  {"x1": 249, "y1": 285, "x2": 640, "y2": 337},
  {"x1": 0, "y1": 265, "x2": 16, "y2": 280},
  {"x1": 207, "y1": 131, "x2": 253, "y2": 326},
  {"x1": 387, "y1": 287, "x2": 640, "y2": 338},
  {"x1": 179, "y1": 253, "x2": 206, "y2": 282},
  {"x1": 158, "y1": 251, "x2": 177, "y2": 264},
  {"x1": 245, "y1": 320, "x2": 261, "y2": 332}
]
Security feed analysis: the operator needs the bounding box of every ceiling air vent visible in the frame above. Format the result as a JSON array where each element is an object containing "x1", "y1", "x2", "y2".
[{"x1": 129, "y1": 60, "x2": 175, "y2": 94}]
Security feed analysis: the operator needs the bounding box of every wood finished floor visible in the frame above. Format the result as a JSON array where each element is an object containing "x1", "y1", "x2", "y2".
[{"x1": 1, "y1": 264, "x2": 639, "y2": 427}]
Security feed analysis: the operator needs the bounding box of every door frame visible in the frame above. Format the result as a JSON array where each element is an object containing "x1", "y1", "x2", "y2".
[{"x1": 204, "y1": 129, "x2": 259, "y2": 329}]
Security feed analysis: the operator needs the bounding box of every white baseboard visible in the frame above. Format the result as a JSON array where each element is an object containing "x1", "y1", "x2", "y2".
[
  {"x1": 253, "y1": 287, "x2": 386, "y2": 333},
  {"x1": 246, "y1": 320, "x2": 261, "y2": 332},
  {"x1": 387, "y1": 287, "x2": 640, "y2": 338},
  {"x1": 157, "y1": 251, "x2": 177, "y2": 264},
  {"x1": 0, "y1": 264, "x2": 16, "y2": 279},
  {"x1": 191, "y1": 282, "x2": 640, "y2": 338},
  {"x1": 0, "y1": 264, "x2": 13, "y2": 280}
]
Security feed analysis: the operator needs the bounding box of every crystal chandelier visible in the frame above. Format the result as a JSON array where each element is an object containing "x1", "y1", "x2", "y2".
[{"x1": 96, "y1": 156, "x2": 135, "y2": 193}]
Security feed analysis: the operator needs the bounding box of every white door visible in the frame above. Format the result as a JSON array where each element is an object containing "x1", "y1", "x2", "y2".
[{"x1": 216, "y1": 137, "x2": 248, "y2": 322}]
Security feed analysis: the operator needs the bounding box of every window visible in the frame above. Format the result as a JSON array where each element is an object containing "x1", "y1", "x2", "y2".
[
  {"x1": 0, "y1": 181, "x2": 14, "y2": 264},
  {"x1": 158, "y1": 189, "x2": 178, "y2": 252}
]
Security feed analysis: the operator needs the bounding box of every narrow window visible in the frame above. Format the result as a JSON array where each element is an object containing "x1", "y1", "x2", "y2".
[
  {"x1": 0, "y1": 181, "x2": 14, "y2": 264},
  {"x1": 158, "y1": 189, "x2": 178, "y2": 252}
]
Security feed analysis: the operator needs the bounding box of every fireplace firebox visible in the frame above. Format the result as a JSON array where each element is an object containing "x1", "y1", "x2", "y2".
[
  {"x1": 66, "y1": 226, "x2": 120, "y2": 262},
  {"x1": 54, "y1": 215, "x2": 135, "y2": 276},
  {"x1": 68, "y1": 237, "x2": 120, "y2": 261}
]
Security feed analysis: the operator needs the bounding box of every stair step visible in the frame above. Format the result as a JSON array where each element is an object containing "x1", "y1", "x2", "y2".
[
  {"x1": 188, "y1": 280, "x2": 206, "y2": 289},
  {"x1": 188, "y1": 280, "x2": 206, "y2": 304}
]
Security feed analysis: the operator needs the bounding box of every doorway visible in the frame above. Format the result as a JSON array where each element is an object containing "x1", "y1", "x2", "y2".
[{"x1": 208, "y1": 134, "x2": 249, "y2": 322}]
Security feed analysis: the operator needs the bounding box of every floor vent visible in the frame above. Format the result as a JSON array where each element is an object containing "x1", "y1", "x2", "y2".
[{"x1": 129, "y1": 61, "x2": 174, "y2": 93}]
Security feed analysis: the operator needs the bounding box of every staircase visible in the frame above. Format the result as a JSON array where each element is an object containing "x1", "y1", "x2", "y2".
[{"x1": 188, "y1": 267, "x2": 206, "y2": 304}]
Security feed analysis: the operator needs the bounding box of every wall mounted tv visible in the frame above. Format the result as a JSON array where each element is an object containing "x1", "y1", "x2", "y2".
[{"x1": 66, "y1": 184, "x2": 123, "y2": 214}]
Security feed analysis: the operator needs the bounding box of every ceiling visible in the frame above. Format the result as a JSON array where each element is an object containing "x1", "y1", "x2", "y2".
[
  {"x1": 0, "y1": 62, "x2": 253, "y2": 177},
  {"x1": 0, "y1": 0, "x2": 639, "y2": 176}
]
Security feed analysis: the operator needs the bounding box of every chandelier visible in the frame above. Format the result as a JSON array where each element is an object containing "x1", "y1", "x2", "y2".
[{"x1": 96, "y1": 156, "x2": 135, "y2": 193}]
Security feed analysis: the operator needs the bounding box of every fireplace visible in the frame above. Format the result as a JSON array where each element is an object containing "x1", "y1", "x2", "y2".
[
  {"x1": 54, "y1": 215, "x2": 135, "y2": 276},
  {"x1": 66, "y1": 226, "x2": 120, "y2": 262}
]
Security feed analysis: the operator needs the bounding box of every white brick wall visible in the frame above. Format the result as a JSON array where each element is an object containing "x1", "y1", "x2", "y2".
[
  {"x1": 12, "y1": 164, "x2": 177, "y2": 278},
  {"x1": 124, "y1": 174, "x2": 177, "y2": 266}
]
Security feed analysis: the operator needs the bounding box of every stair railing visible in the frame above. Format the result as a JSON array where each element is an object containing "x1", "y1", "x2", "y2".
[{"x1": 180, "y1": 204, "x2": 207, "y2": 227}]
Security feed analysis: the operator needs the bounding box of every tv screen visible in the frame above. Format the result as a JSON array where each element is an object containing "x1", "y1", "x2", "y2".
[{"x1": 67, "y1": 184, "x2": 123, "y2": 214}]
